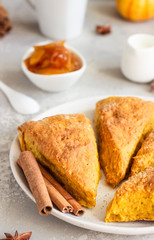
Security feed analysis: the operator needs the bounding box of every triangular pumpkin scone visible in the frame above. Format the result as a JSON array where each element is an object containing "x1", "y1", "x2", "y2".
[
  {"x1": 94, "y1": 97, "x2": 154, "y2": 187},
  {"x1": 131, "y1": 130, "x2": 154, "y2": 176},
  {"x1": 105, "y1": 166, "x2": 154, "y2": 222},
  {"x1": 18, "y1": 114, "x2": 100, "y2": 208}
]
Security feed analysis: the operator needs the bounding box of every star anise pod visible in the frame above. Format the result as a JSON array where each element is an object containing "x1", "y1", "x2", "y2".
[
  {"x1": 96, "y1": 25, "x2": 111, "y2": 35},
  {"x1": 0, "y1": 231, "x2": 32, "y2": 240}
]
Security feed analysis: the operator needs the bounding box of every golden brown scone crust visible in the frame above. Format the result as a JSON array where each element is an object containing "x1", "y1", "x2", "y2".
[
  {"x1": 18, "y1": 114, "x2": 100, "y2": 208},
  {"x1": 105, "y1": 166, "x2": 154, "y2": 222},
  {"x1": 131, "y1": 130, "x2": 154, "y2": 176},
  {"x1": 94, "y1": 96, "x2": 154, "y2": 187}
]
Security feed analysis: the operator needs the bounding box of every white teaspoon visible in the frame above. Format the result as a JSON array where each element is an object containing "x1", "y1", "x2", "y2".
[{"x1": 0, "y1": 81, "x2": 40, "y2": 115}]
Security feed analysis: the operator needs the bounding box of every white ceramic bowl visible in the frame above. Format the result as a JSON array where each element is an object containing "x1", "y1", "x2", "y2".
[{"x1": 21, "y1": 41, "x2": 86, "y2": 92}]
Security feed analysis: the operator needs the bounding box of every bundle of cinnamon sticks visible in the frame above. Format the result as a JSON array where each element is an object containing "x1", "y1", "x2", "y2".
[
  {"x1": 0, "y1": 2, "x2": 12, "y2": 37},
  {"x1": 17, "y1": 151, "x2": 85, "y2": 217}
]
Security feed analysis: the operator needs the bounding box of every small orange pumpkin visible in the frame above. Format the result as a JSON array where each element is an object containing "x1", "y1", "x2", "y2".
[{"x1": 116, "y1": 0, "x2": 154, "y2": 21}]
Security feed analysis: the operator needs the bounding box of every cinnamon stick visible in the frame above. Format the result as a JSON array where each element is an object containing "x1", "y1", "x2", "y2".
[
  {"x1": 0, "y1": 3, "x2": 12, "y2": 37},
  {"x1": 44, "y1": 178, "x2": 73, "y2": 213},
  {"x1": 4, "y1": 21, "x2": 12, "y2": 32},
  {"x1": 0, "y1": 4, "x2": 9, "y2": 20},
  {"x1": 150, "y1": 79, "x2": 154, "y2": 92},
  {"x1": 0, "y1": 28, "x2": 5, "y2": 37},
  {"x1": 17, "y1": 151, "x2": 53, "y2": 216},
  {"x1": 39, "y1": 164, "x2": 85, "y2": 216}
]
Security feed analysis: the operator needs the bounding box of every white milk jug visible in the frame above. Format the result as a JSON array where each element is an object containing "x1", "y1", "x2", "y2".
[{"x1": 121, "y1": 34, "x2": 154, "y2": 83}]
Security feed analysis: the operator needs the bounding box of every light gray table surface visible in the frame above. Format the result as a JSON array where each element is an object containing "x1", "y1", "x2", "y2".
[{"x1": 0, "y1": 0, "x2": 154, "y2": 239}]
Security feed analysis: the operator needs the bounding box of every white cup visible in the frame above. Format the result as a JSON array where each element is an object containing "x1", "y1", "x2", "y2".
[
  {"x1": 121, "y1": 34, "x2": 154, "y2": 83},
  {"x1": 26, "y1": 0, "x2": 88, "y2": 40}
]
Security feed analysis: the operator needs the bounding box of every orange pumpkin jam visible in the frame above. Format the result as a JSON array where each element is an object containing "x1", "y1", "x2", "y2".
[{"x1": 24, "y1": 41, "x2": 82, "y2": 75}]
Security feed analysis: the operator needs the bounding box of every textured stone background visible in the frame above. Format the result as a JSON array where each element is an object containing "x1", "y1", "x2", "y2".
[{"x1": 0, "y1": 0, "x2": 154, "y2": 239}]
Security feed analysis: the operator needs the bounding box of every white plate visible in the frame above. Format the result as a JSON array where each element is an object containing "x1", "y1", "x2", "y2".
[{"x1": 10, "y1": 95, "x2": 154, "y2": 235}]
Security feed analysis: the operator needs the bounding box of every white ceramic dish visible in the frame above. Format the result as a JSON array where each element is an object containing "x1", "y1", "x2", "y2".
[
  {"x1": 10, "y1": 96, "x2": 154, "y2": 235},
  {"x1": 21, "y1": 41, "x2": 86, "y2": 92}
]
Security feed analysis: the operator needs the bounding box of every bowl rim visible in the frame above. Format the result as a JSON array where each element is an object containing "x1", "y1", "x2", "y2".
[{"x1": 21, "y1": 40, "x2": 87, "y2": 78}]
